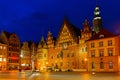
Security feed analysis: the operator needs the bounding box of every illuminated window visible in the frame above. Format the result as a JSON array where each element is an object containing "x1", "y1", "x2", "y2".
[
  {"x1": 99, "y1": 41, "x2": 103, "y2": 47},
  {"x1": 108, "y1": 48, "x2": 113, "y2": 56},
  {"x1": 3, "y1": 58, "x2": 6, "y2": 62},
  {"x1": 100, "y1": 62, "x2": 104, "y2": 69},
  {"x1": 91, "y1": 43, "x2": 95, "y2": 48},
  {"x1": 67, "y1": 62, "x2": 70, "y2": 66},
  {"x1": 59, "y1": 51, "x2": 63, "y2": 58},
  {"x1": 0, "y1": 58, "x2": 2, "y2": 62},
  {"x1": 82, "y1": 48, "x2": 84, "y2": 52},
  {"x1": 91, "y1": 50, "x2": 95, "y2": 57},
  {"x1": 71, "y1": 51, "x2": 74, "y2": 57},
  {"x1": 3, "y1": 46, "x2": 6, "y2": 49},
  {"x1": 109, "y1": 62, "x2": 113, "y2": 69},
  {"x1": 0, "y1": 46, "x2": 2, "y2": 49},
  {"x1": 85, "y1": 47, "x2": 87, "y2": 52},
  {"x1": 108, "y1": 40, "x2": 112, "y2": 46},
  {"x1": 99, "y1": 34, "x2": 104, "y2": 38},
  {"x1": 99, "y1": 49, "x2": 104, "y2": 57}
]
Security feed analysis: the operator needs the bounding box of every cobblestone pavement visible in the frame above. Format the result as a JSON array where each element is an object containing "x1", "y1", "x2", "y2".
[
  {"x1": 0, "y1": 71, "x2": 120, "y2": 80},
  {"x1": 28, "y1": 72, "x2": 120, "y2": 80}
]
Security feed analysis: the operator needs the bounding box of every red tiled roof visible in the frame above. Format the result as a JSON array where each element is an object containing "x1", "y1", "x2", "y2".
[{"x1": 88, "y1": 29, "x2": 116, "y2": 41}]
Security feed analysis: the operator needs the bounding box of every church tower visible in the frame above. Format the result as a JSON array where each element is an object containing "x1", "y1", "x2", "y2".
[{"x1": 93, "y1": 4, "x2": 102, "y2": 33}]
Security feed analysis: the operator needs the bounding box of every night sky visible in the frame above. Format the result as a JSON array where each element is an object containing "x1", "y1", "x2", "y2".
[{"x1": 0, "y1": 0, "x2": 120, "y2": 43}]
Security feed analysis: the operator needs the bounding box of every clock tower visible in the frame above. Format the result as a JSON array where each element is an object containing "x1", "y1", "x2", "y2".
[{"x1": 93, "y1": 4, "x2": 102, "y2": 33}]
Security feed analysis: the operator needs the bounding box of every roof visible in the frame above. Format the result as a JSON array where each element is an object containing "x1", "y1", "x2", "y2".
[
  {"x1": 3, "y1": 30, "x2": 13, "y2": 39},
  {"x1": 88, "y1": 29, "x2": 116, "y2": 41},
  {"x1": 56, "y1": 17, "x2": 81, "y2": 43}
]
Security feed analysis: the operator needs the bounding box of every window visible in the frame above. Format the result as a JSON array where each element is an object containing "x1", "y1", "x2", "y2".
[
  {"x1": 0, "y1": 46, "x2": 2, "y2": 49},
  {"x1": 51, "y1": 56, "x2": 53, "y2": 59},
  {"x1": 85, "y1": 47, "x2": 87, "y2": 52},
  {"x1": 108, "y1": 48, "x2": 113, "y2": 56},
  {"x1": 91, "y1": 50, "x2": 95, "y2": 57},
  {"x1": 99, "y1": 49, "x2": 104, "y2": 57},
  {"x1": 91, "y1": 43, "x2": 95, "y2": 48},
  {"x1": 67, "y1": 53, "x2": 70, "y2": 57},
  {"x1": 57, "y1": 54, "x2": 59, "y2": 58},
  {"x1": 60, "y1": 62, "x2": 63, "y2": 66},
  {"x1": 99, "y1": 34, "x2": 104, "y2": 38},
  {"x1": 109, "y1": 62, "x2": 113, "y2": 69},
  {"x1": 82, "y1": 48, "x2": 84, "y2": 52},
  {"x1": 3, "y1": 58, "x2": 6, "y2": 62},
  {"x1": 44, "y1": 54, "x2": 46, "y2": 58},
  {"x1": 59, "y1": 51, "x2": 63, "y2": 58},
  {"x1": 0, "y1": 58, "x2": 2, "y2": 62},
  {"x1": 108, "y1": 40, "x2": 112, "y2": 46},
  {"x1": 67, "y1": 62, "x2": 70, "y2": 66},
  {"x1": 71, "y1": 51, "x2": 74, "y2": 57},
  {"x1": 72, "y1": 62, "x2": 74, "y2": 66},
  {"x1": 92, "y1": 62, "x2": 95, "y2": 69},
  {"x1": 99, "y1": 41, "x2": 103, "y2": 47},
  {"x1": 100, "y1": 62, "x2": 104, "y2": 69}
]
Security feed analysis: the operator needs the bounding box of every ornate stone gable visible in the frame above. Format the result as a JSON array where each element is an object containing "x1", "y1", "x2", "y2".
[
  {"x1": 46, "y1": 31, "x2": 54, "y2": 48},
  {"x1": 21, "y1": 42, "x2": 29, "y2": 50},
  {"x1": 56, "y1": 18, "x2": 80, "y2": 48},
  {"x1": 57, "y1": 23, "x2": 73, "y2": 46}
]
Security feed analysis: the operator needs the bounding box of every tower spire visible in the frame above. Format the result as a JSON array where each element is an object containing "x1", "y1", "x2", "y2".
[{"x1": 93, "y1": 0, "x2": 102, "y2": 33}]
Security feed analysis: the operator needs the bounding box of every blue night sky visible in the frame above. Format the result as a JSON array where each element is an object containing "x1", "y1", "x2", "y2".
[{"x1": 0, "y1": 0, "x2": 120, "y2": 43}]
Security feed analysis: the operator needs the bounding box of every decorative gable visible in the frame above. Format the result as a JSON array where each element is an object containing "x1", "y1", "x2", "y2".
[
  {"x1": 46, "y1": 31, "x2": 54, "y2": 48},
  {"x1": 58, "y1": 23, "x2": 73, "y2": 45},
  {"x1": 56, "y1": 17, "x2": 80, "y2": 47}
]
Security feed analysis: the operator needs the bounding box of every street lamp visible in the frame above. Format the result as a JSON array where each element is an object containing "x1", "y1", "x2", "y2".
[
  {"x1": 31, "y1": 47, "x2": 35, "y2": 73},
  {"x1": 46, "y1": 61, "x2": 48, "y2": 71},
  {"x1": 84, "y1": 58, "x2": 88, "y2": 62},
  {"x1": 84, "y1": 58, "x2": 88, "y2": 71},
  {"x1": 19, "y1": 51, "x2": 23, "y2": 72}
]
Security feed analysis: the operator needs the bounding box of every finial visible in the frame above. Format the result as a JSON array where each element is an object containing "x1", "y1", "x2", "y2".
[{"x1": 96, "y1": 0, "x2": 98, "y2": 6}]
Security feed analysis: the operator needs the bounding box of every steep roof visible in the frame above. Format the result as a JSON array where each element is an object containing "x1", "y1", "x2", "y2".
[
  {"x1": 56, "y1": 17, "x2": 81, "y2": 43},
  {"x1": 88, "y1": 29, "x2": 116, "y2": 41},
  {"x1": 3, "y1": 30, "x2": 13, "y2": 39}
]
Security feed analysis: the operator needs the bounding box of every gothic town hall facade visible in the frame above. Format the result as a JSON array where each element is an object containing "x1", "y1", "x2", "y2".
[{"x1": 36, "y1": 5, "x2": 120, "y2": 72}]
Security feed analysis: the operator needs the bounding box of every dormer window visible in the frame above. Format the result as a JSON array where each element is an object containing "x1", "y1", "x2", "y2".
[{"x1": 99, "y1": 34, "x2": 104, "y2": 38}]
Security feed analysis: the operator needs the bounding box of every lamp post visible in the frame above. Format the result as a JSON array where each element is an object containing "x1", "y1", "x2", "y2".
[
  {"x1": 46, "y1": 61, "x2": 48, "y2": 71},
  {"x1": 84, "y1": 58, "x2": 88, "y2": 71},
  {"x1": 19, "y1": 51, "x2": 23, "y2": 72},
  {"x1": 31, "y1": 47, "x2": 35, "y2": 73}
]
